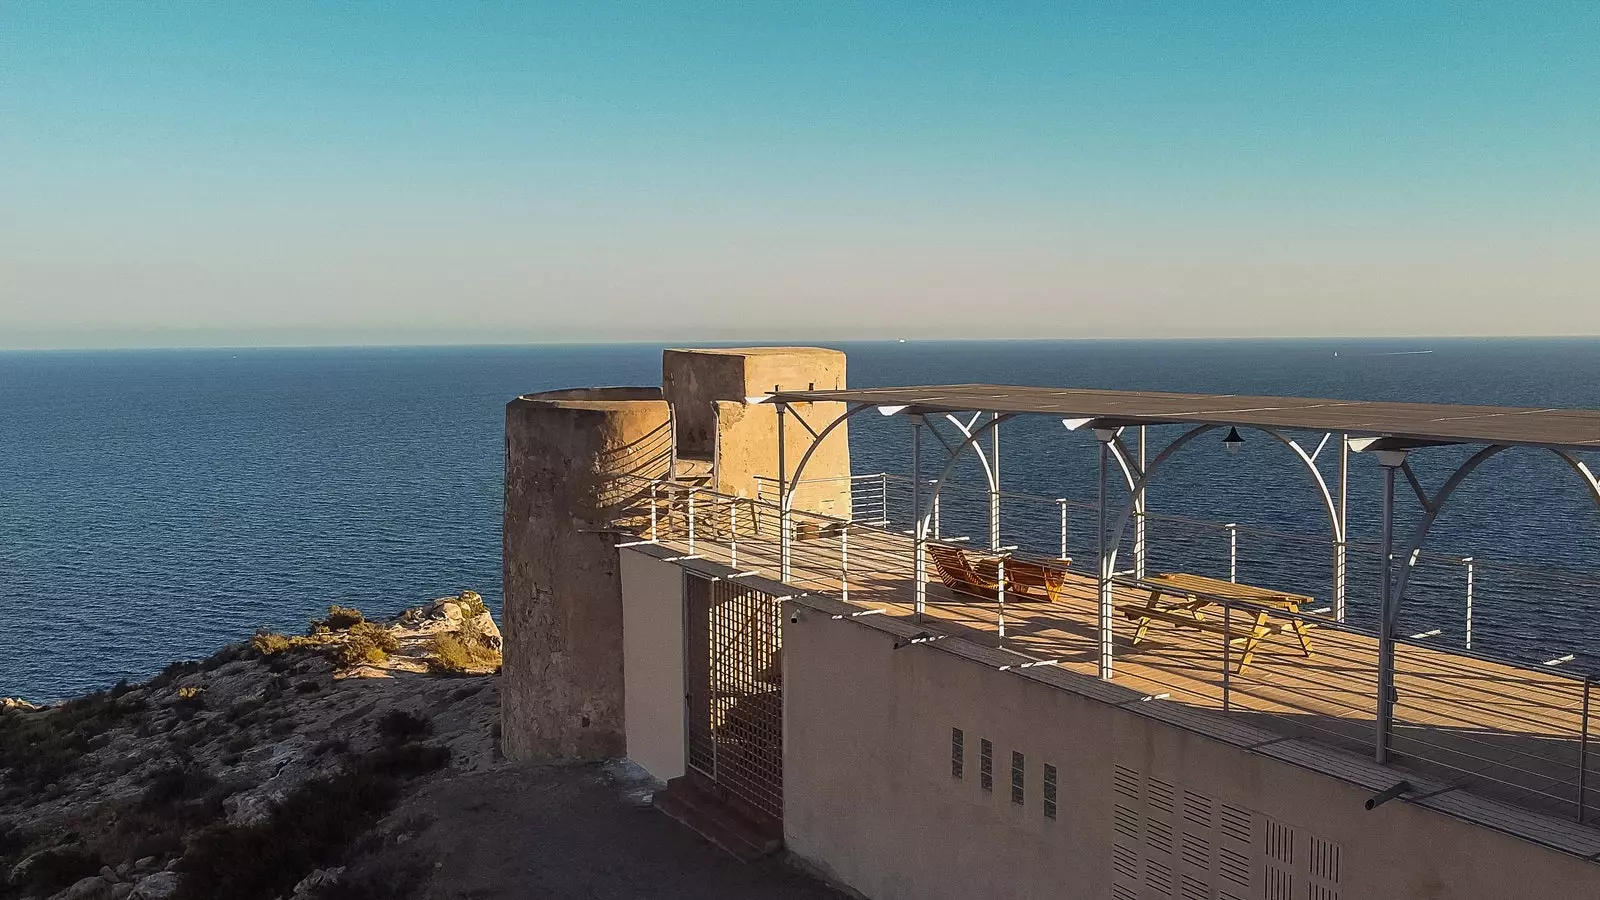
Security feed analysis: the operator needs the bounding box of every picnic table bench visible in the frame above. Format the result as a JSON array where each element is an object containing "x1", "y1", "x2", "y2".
[{"x1": 1120, "y1": 572, "x2": 1316, "y2": 674}]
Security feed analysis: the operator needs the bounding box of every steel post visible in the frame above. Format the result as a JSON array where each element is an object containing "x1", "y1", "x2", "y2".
[
  {"x1": 1337, "y1": 434, "x2": 1349, "y2": 622},
  {"x1": 729, "y1": 499, "x2": 738, "y2": 568},
  {"x1": 1097, "y1": 437, "x2": 1114, "y2": 680},
  {"x1": 1222, "y1": 603, "x2": 1232, "y2": 712},
  {"x1": 1376, "y1": 455, "x2": 1403, "y2": 764},
  {"x1": 841, "y1": 525, "x2": 849, "y2": 603},
  {"x1": 1058, "y1": 500, "x2": 1069, "y2": 561},
  {"x1": 1135, "y1": 425, "x2": 1147, "y2": 579},
  {"x1": 932, "y1": 486, "x2": 941, "y2": 540},
  {"x1": 1580, "y1": 675, "x2": 1592, "y2": 824},
  {"x1": 649, "y1": 480, "x2": 658, "y2": 540},
  {"x1": 777, "y1": 402, "x2": 790, "y2": 581},
  {"x1": 996, "y1": 556, "x2": 1006, "y2": 648},
  {"x1": 687, "y1": 488, "x2": 697, "y2": 555},
  {"x1": 1463, "y1": 557, "x2": 1475, "y2": 649},
  {"x1": 912, "y1": 416, "x2": 925, "y2": 622},
  {"x1": 990, "y1": 413, "x2": 1002, "y2": 551},
  {"x1": 1226, "y1": 523, "x2": 1239, "y2": 583}
]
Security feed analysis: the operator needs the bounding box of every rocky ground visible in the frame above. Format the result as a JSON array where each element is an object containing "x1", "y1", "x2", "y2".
[{"x1": 0, "y1": 593, "x2": 504, "y2": 900}]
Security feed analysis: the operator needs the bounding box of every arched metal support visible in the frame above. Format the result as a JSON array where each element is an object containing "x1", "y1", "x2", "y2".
[
  {"x1": 1101, "y1": 426, "x2": 1346, "y2": 582},
  {"x1": 1371, "y1": 443, "x2": 1598, "y2": 764},
  {"x1": 777, "y1": 401, "x2": 875, "y2": 581},
  {"x1": 937, "y1": 412, "x2": 1003, "y2": 550},
  {"x1": 911, "y1": 414, "x2": 1018, "y2": 618},
  {"x1": 1096, "y1": 424, "x2": 1348, "y2": 680}
]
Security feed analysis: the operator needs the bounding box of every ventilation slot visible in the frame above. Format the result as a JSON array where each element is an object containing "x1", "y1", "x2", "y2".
[
  {"x1": 1179, "y1": 873, "x2": 1209, "y2": 900},
  {"x1": 1113, "y1": 843, "x2": 1138, "y2": 880},
  {"x1": 1182, "y1": 790, "x2": 1213, "y2": 828},
  {"x1": 1180, "y1": 832, "x2": 1210, "y2": 871},
  {"x1": 1218, "y1": 845, "x2": 1250, "y2": 888},
  {"x1": 1043, "y1": 764, "x2": 1057, "y2": 820},
  {"x1": 1148, "y1": 776, "x2": 1175, "y2": 813},
  {"x1": 1145, "y1": 859, "x2": 1173, "y2": 895},
  {"x1": 1265, "y1": 864, "x2": 1294, "y2": 900},
  {"x1": 1111, "y1": 885, "x2": 1138, "y2": 900},
  {"x1": 980, "y1": 739, "x2": 993, "y2": 792},
  {"x1": 1311, "y1": 887, "x2": 1340, "y2": 900},
  {"x1": 1146, "y1": 817, "x2": 1173, "y2": 854},
  {"x1": 1310, "y1": 835, "x2": 1340, "y2": 884},
  {"x1": 1011, "y1": 751, "x2": 1025, "y2": 805},
  {"x1": 1265, "y1": 818, "x2": 1295, "y2": 865},
  {"x1": 1218, "y1": 803, "x2": 1252, "y2": 843},
  {"x1": 951, "y1": 728, "x2": 964, "y2": 780},
  {"x1": 1114, "y1": 764, "x2": 1141, "y2": 800},
  {"x1": 1113, "y1": 804, "x2": 1140, "y2": 840}
]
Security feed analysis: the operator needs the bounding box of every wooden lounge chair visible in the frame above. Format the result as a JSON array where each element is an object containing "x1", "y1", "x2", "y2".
[
  {"x1": 927, "y1": 544, "x2": 1001, "y2": 599},
  {"x1": 926, "y1": 545, "x2": 1071, "y2": 603},
  {"x1": 1005, "y1": 558, "x2": 1070, "y2": 603}
]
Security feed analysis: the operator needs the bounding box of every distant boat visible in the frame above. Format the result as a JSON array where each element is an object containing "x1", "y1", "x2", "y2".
[{"x1": 898, "y1": 339, "x2": 907, "y2": 343}]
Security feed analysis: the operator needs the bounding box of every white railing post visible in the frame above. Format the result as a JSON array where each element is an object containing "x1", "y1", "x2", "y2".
[
  {"x1": 881, "y1": 472, "x2": 890, "y2": 527},
  {"x1": 840, "y1": 524, "x2": 849, "y2": 602},
  {"x1": 996, "y1": 555, "x2": 1007, "y2": 648},
  {"x1": 729, "y1": 499, "x2": 739, "y2": 568},
  {"x1": 1226, "y1": 523, "x2": 1238, "y2": 582},
  {"x1": 649, "y1": 480, "x2": 659, "y2": 540},
  {"x1": 932, "y1": 481, "x2": 941, "y2": 540},
  {"x1": 1463, "y1": 556, "x2": 1475, "y2": 649},
  {"x1": 1057, "y1": 499, "x2": 1069, "y2": 561},
  {"x1": 687, "y1": 488, "x2": 697, "y2": 555}
]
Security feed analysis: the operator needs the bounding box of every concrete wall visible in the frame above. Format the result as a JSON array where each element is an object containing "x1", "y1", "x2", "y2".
[
  {"x1": 620, "y1": 549, "x2": 686, "y2": 782},
  {"x1": 782, "y1": 605, "x2": 1600, "y2": 900},
  {"x1": 502, "y1": 388, "x2": 671, "y2": 762},
  {"x1": 662, "y1": 347, "x2": 851, "y2": 518}
]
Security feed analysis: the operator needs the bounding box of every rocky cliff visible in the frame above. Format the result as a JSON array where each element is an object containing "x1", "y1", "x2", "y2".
[{"x1": 0, "y1": 593, "x2": 502, "y2": 900}]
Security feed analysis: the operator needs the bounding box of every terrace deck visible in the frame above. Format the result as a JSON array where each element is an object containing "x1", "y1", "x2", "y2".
[{"x1": 648, "y1": 512, "x2": 1599, "y2": 827}]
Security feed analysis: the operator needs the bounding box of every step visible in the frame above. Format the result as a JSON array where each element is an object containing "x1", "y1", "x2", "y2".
[{"x1": 653, "y1": 776, "x2": 782, "y2": 862}]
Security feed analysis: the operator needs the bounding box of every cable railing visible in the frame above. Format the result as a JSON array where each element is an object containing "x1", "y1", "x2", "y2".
[
  {"x1": 756, "y1": 471, "x2": 1598, "y2": 669},
  {"x1": 615, "y1": 472, "x2": 1600, "y2": 828}
]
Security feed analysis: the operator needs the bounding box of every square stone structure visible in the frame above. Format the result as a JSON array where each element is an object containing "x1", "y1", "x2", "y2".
[{"x1": 663, "y1": 347, "x2": 852, "y2": 518}]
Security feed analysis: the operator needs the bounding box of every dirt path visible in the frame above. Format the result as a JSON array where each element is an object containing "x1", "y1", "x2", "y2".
[{"x1": 393, "y1": 762, "x2": 847, "y2": 900}]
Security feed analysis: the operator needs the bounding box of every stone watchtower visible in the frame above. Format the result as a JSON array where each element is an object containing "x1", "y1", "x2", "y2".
[{"x1": 501, "y1": 348, "x2": 850, "y2": 762}]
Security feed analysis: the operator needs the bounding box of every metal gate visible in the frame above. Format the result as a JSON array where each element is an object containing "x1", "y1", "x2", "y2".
[{"x1": 685, "y1": 574, "x2": 784, "y2": 822}]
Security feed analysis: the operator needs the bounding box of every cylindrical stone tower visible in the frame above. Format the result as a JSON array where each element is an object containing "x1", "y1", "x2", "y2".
[{"x1": 501, "y1": 387, "x2": 671, "y2": 761}]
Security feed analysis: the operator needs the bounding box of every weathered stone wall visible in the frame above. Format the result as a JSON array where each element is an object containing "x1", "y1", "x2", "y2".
[
  {"x1": 662, "y1": 347, "x2": 852, "y2": 518},
  {"x1": 501, "y1": 387, "x2": 670, "y2": 762}
]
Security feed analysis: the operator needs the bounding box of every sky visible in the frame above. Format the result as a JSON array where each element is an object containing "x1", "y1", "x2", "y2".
[{"x1": 2, "y1": 2, "x2": 1599, "y2": 349}]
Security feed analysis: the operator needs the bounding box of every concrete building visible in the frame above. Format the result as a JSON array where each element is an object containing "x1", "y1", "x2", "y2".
[{"x1": 504, "y1": 348, "x2": 1600, "y2": 899}]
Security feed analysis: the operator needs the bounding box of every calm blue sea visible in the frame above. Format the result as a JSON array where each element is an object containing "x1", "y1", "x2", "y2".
[{"x1": 3, "y1": 340, "x2": 1599, "y2": 700}]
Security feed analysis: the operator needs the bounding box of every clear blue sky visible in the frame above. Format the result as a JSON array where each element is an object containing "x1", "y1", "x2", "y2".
[{"x1": 3, "y1": 2, "x2": 1598, "y2": 348}]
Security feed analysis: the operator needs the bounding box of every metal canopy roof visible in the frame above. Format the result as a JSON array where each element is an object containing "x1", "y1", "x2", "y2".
[{"x1": 766, "y1": 384, "x2": 1600, "y2": 452}]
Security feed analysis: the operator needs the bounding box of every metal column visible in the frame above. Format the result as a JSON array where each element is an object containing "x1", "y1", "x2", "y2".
[
  {"x1": 1097, "y1": 433, "x2": 1115, "y2": 680},
  {"x1": 1134, "y1": 426, "x2": 1147, "y2": 579},
  {"x1": 777, "y1": 402, "x2": 790, "y2": 582},
  {"x1": 989, "y1": 413, "x2": 1002, "y2": 551},
  {"x1": 1336, "y1": 433, "x2": 1349, "y2": 622},
  {"x1": 911, "y1": 415, "x2": 926, "y2": 622},
  {"x1": 1375, "y1": 451, "x2": 1405, "y2": 764}
]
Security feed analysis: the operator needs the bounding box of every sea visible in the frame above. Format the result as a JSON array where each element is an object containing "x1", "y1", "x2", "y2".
[{"x1": 3, "y1": 339, "x2": 1599, "y2": 701}]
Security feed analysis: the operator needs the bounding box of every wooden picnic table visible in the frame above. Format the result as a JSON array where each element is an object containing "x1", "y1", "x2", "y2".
[{"x1": 1121, "y1": 572, "x2": 1316, "y2": 673}]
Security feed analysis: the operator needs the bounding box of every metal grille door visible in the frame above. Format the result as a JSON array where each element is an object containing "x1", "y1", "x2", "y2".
[{"x1": 685, "y1": 574, "x2": 784, "y2": 821}]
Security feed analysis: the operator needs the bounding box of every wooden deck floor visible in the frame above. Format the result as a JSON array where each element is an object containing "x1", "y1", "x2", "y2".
[{"x1": 649, "y1": 513, "x2": 1599, "y2": 826}]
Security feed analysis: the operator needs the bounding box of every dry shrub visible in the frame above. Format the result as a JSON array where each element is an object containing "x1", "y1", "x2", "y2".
[
  {"x1": 428, "y1": 633, "x2": 500, "y2": 675},
  {"x1": 251, "y1": 631, "x2": 292, "y2": 656},
  {"x1": 330, "y1": 622, "x2": 398, "y2": 669}
]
